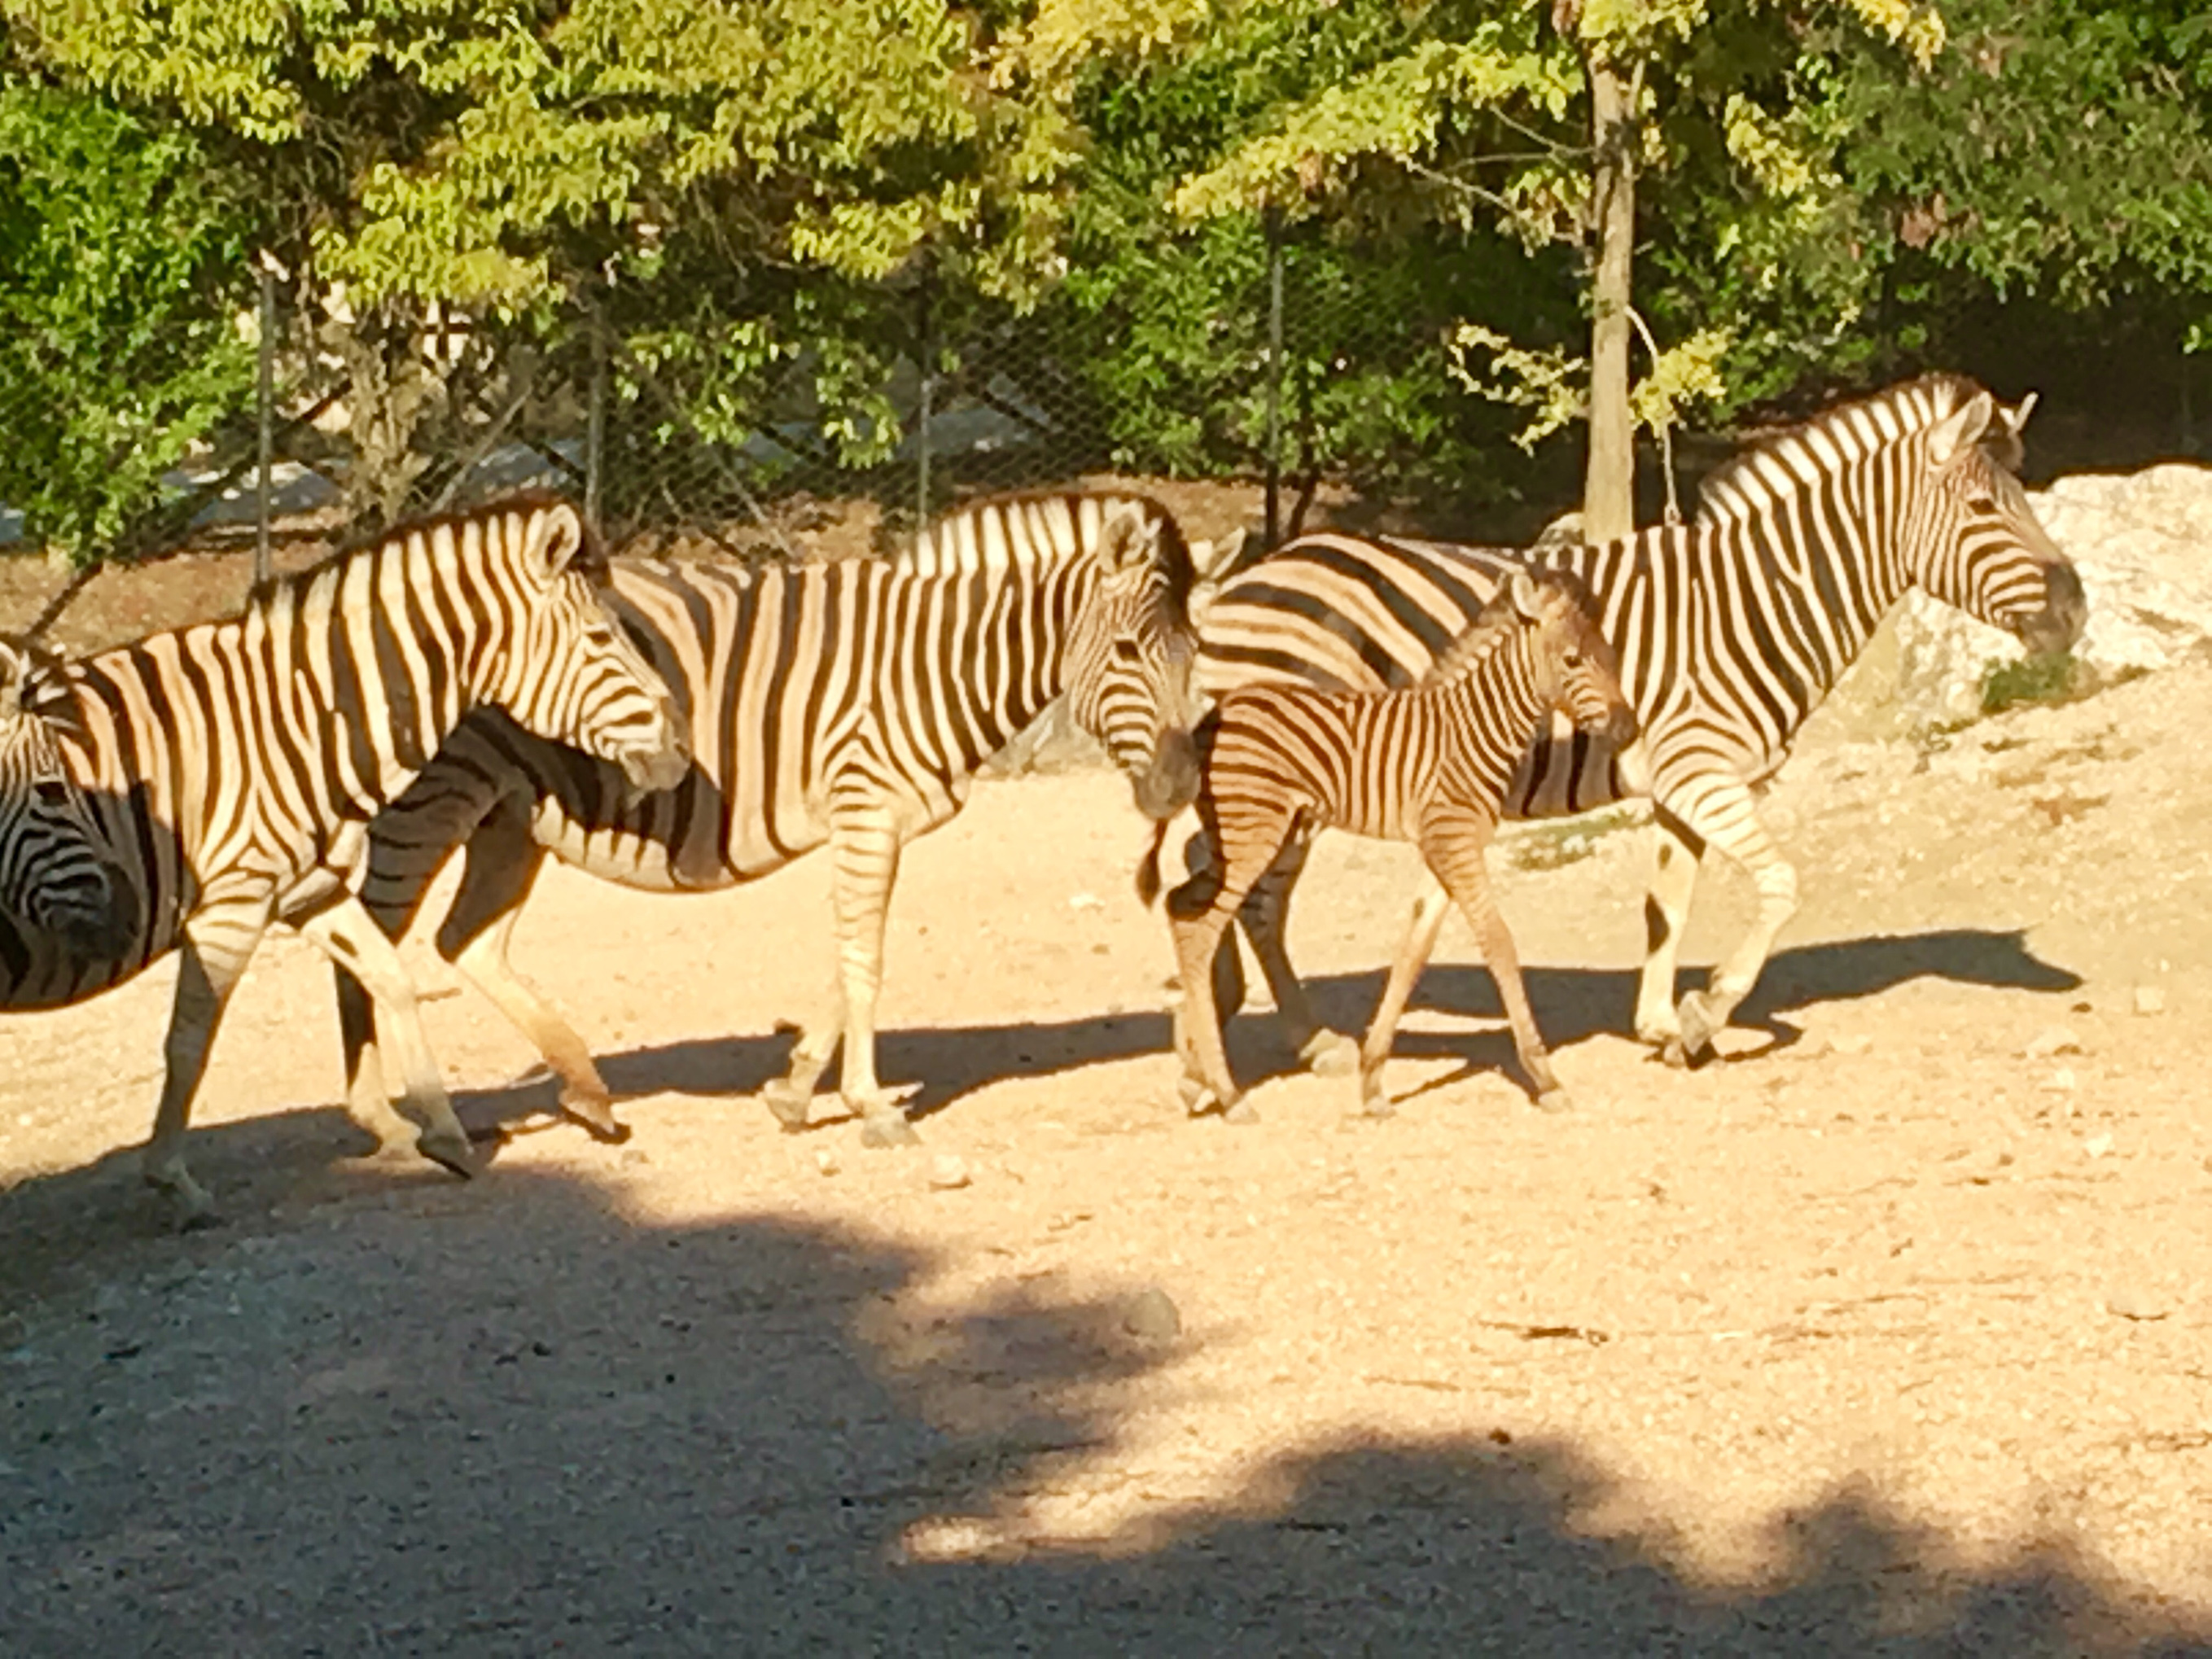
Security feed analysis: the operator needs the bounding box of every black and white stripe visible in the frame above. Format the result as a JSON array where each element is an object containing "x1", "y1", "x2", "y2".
[
  {"x1": 1161, "y1": 567, "x2": 1637, "y2": 1118},
  {"x1": 339, "y1": 492, "x2": 1202, "y2": 1149},
  {"x1": 1195, "y1": 374, "x2": 2087, "y2": 1066},
  {"x1": 0, "y1": 640, "x2": 134, "y2": 961},
  {"x1": 0, "y1": 495, "x2": 686, "y2": 1219}
]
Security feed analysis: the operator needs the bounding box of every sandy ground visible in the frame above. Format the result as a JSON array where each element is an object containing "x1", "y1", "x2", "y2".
[{"x1": 6, "y1": 658, "x2": 2212, "y2": 1655}]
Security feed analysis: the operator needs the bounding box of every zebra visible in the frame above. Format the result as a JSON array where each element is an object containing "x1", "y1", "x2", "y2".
[
  {"x1": 1194, "y1": 374, "x2": 2086, "y2": 1070},
  {"x1": 334, "y1": 492, "x2": 1203, "y2": 1150},
  {"x1": 0, "y1": 495, "x2": 688, "y2": 1221},
  {"x1": 0, "y1": 638, "x2": 135, "y2": 961},
  {"x1": 1150, "y1": 566, "x2": 1639, "y2": 1121}
]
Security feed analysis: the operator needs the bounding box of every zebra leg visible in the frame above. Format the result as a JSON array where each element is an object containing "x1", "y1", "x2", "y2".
[
  {"x1": 1634, "y1": 812, "x2": 1707, "y2": 1053},
  {"x1": 1421, "y1": 819, "x2": 1569, "y2": 1112},
  {"x1": 1356, "y1": 881, "x2": 1453, "y2": 1117},
  {"x1": 435, "y1": 821, "x2": 623, "y2": 1141},
  {"x1": 1237, "y1": 829, "x2": 1360, "y2": 1077},
  {"x1": 333, "y1": 961, "x2": 418, "y2": 1157},
  {"x1": 293, "y1": 897, "x2": 483, "y2": 1181},
  {"x1": 142, "y1": 914, "x2": 264, "y2": 1227},
  {"x1": 1181, "y1": 830, "x2": 1249, "y2": 1025},
  {"x1": 808, "y1": 812, "x2": 922, "y2": 1149},
  {"x1": 1659, "y1": 784, "x2": 1796, "y2": 1066}
]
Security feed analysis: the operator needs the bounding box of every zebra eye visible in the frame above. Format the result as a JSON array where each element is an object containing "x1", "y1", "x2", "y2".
[
  {"x1": 1966, "y1": 494, "x2": 2000, "y2": 514},
  {"x1": 1562, "y1": 650, "x2": 1583, "y2": 668},
  {"x1": 1112, "y1": 638, "x2": 1145, "y2": 664},
  {"x1": 33, "y1": 781, "x2": 72, "y2": 808}
]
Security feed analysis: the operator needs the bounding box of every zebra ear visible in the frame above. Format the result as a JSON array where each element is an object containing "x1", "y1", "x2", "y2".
[
  {"x1": 2005, "y1": 391, "x2": 2039, "y2": 436},
  {"x1": 0, "y1": 644, "x2": 22, "y2": 721},
  {"x1": 1097, "y1": 504, "x2": 1162, "y2": 576},
  {"x1": 1189, "y1": 525, "x2": 1247, "y2": 581},
  {"x1": 526, "y1": 501, "x2": 589, "y2": 581},
  {"x1": 1927, "y1": 390, "x2": 1997, "y2": 469},
  {"x1": 1507, "y1": 567, "x2": 1545, "y2": 624}
]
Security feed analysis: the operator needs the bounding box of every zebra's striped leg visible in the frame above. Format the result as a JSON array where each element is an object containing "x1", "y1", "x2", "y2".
[
  {"x1": 1659, "y1": 783, "x2": 1796, "y2": 1066},
  {"x1": 1634, "y1": 813, "x2": 1707, "y2": 1053},
  {"x1": 293, "y1": 898, "x2": 482, "y2": 1180},
  {"x1": 1420, "y1": 817, "x2": 1569, "y2": 1111},
  {"x1": 333, "y1": 962, "x2": 418, "y2": 1157},
  {"x1": 1356, "y1": 881, "x2": 1452, "y2": 1117},
  {"x1": 810, "y1": 812, "x2": 922, "y2": 1149},
  {"x1": 1237, "y1": 830, "x2": 1360, "y2": 1077},
  {"x1": 1180, "y1": 830, "x2": 1249, "y2": 1026},
  {"x1": 142, "y1": 906, "x2": 268, "y2": 1225}
]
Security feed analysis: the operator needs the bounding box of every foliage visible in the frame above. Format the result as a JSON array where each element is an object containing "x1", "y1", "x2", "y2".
[{"x1": 0, "y1": 80, "x2": 256, "y2": 566}]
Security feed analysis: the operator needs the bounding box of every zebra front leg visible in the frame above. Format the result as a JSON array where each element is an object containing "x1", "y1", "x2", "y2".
[
  {"x1": 142, "y1": 916, "x2": 263, "y2": 1227},
  {"x1": 1421, "y1": 817, "x2": 1569, "y2": 1112},
  {"x1": 1181, "y1": 830, "x2": 1250, "y2": 1026},
  {"x1": 1636, "y1": 812, "x2": 1706, "y2": 1056},
  {"x1": 1356, "y1": 881, "x2": 1452, "y2": 1117},
  {"x1": 1661, "y1": 782, "x2": 1796, "y2": 1065},
  {"x1": 295, "y1": 897, "x2": 482, "y2": 1181},
  {"x1": 1239, "y1": 830, "x2": 1360, "y2": 1077},
  {"x1": 819, "y1": 812, "x2": 922, "y2": 1149},
  {"x1": 1166, "y1": 882, "x2": 1252, "y2": 1123},
  {"x1": 333, "y1": 962, "x2": 418, "y2": 1157}
]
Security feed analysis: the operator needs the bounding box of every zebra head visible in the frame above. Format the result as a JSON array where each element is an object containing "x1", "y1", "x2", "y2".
[
  {"x1": 1064, "y1": 502, "x2": 1202, "y2": 822},
  {"x1": 1507, "y1": 567, "x2": 1640, "y2": 750},
  {"x1": 0, "y1": 641, "x2": 136, "y2": 960},
  {"x1": 1909, "y1": 387, "x2": 2087, "y2": 656},
  {"x1": 491, "y1": 501, "x2": 690, "y2": 794}
]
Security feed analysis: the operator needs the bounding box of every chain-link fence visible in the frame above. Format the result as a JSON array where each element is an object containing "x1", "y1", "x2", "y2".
[{"x1": 0, "y1": 221, "x2": 1582, "y2": 615}]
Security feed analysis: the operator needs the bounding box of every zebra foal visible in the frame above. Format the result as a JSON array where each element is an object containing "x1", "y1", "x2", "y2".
[
  {"x1": 1196, "y1": 375, "x2": 2086, "y2": 1070},
  {"x1": 1150, "y1": 567, "x2": 1638, "y2": 1119},
  {"x1": 0, "y1": 495, "x2": 686, "y2": 1221},
  {"x1": 338, "y1": 492, "x2": 1202, "y2": 1149}
]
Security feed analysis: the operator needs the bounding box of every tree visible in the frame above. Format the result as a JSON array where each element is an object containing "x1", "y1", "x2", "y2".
[{"x1": 0, "y1": 77, "x2": 257, "y2": 567}]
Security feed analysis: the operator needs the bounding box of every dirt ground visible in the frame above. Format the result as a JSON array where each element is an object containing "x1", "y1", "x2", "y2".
[{"x1": 7, "y1": 602, "x2": 2212, "y2": 1653}]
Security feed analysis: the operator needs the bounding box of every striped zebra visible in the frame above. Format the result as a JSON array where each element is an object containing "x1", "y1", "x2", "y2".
[
  {"x1": 1154, "y1": 567, "x2": 1638, "y2": 1120},
  {"x1": 1196, "y1": 375, "x2": 2086, "y2": 1069},
  {"x1": 0, "y1": 639, "x2": 134, "y2": 961},
  {"x1": 0, "y1": 495, "x2": 687, "y2": 1222},
  {"x1": 336, "y1": 492, "x2": 1202, "y2": 1149}
]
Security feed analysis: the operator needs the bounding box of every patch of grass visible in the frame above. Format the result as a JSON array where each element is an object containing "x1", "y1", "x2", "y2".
[
  {"x1": 1505, "y1": 805, "x2": 1642, "y2": 872},
  {"x1": 1980, "y1": 652, "x2": 2080, "y2": 716}
]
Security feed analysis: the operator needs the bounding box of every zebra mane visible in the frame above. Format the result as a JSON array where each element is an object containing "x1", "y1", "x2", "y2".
[
  {"x1": 243, "y1": 490, "x2": 610, "y2": 611},
  {"x1": 0, "y1": 633, "x2": 88, "y2": 738},
  {"x1": 900, "y1": 490, "x2": 1197, "y2": 610},
  {"x1": 1693, "y1": 374, "x2": 2009, "y2": 528}
]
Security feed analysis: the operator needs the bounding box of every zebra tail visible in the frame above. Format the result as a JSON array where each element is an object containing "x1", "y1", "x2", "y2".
[{"x1": 1135, "y1": 817, "x2": 1171, "y2": 908}]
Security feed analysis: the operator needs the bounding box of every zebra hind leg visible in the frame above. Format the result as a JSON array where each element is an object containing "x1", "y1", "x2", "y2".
[
  {"x1": 333, "y1": 961, "x2": 421, "y2": 1158},
  {"x1": 761, "y1": 1022, "x2": 842, "y2": 1134},
  {"x1": 1356, "y1": 880, "x2": 1452, "y2": 1118},
  {"x1": 1239, "y1": 830, "x2": 1360, "y2": 1078},
  {"x1": 1165, "y1": 859, "x2": 1266, "y2": 1125}
]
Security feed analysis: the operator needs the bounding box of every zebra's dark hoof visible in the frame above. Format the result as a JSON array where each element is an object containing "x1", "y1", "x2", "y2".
[
  {"x1": 416, "y1": 1127, "x2": 482, "y2": 1181},
  {"x1": 760, "y1": 1081, "x2": 813, "y2": 1132},
  {"x1": 561, "y1": 1090, "x2": 630, "y2": 1145}
]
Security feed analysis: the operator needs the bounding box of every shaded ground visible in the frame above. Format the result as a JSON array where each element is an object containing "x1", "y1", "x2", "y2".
[{"x1": 7, "y1": 640, "x2": 2212, "y2": 1651}]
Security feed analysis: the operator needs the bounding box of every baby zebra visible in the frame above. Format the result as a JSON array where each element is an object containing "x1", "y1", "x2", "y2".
[{"x1": 1144, "y1": 567, "x2": 1638, "y2": 1119}]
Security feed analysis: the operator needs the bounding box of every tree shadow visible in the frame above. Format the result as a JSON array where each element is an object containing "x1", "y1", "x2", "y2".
[
  {"x1": 0, "y1": 1141, "x2": 2202, "y2": 1655},
  {"x1": 439, "y1": 926, "x2": 2081, "y2": 1136}
]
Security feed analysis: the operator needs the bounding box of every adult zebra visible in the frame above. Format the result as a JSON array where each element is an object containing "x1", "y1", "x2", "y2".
[
  {"x1": 0, "y1": 639, "x2": 134, "y2": 961},
  {"x1": 0, "y1": 495, "x2": 687, "y2": 1221},
  {"x1": 1196, "y1": 375, "x2": 2085, "y2": 1074},
  {"x1": 337, "y1": 492, "x2": 1202, "y2": 1149}
]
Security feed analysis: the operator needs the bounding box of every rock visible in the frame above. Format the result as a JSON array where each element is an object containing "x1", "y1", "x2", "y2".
[
  {"x1": 2039, "y1": 1067, "x2": 2079, "y2": 1094},
  {"x1": 2084, "y1": 1132, "x2": 2114, "y2": 1160},
  {"x1": 927, "y1": 1154, "x2": 971, "y2": 1192},
  {"x1": 2135, "y1": 986, "x2": 2169, "y2": 1017},
  {"x1": 2023, "y1": 1024, "x2": 2083, "y2": 1059},
  {"x1": 814, "y1": 1150, "x2": 839, "y2": 1178},
  {"x1": 1120, "y1": 1287, "x2": 1182, "y2": 1343},
  {"x1": 2105, "y1": 1289, "x2": 2170, "y2": 1322}
]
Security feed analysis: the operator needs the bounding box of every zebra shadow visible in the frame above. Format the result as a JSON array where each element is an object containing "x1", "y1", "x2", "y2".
[{"x1": 450, "y1": 926, "x2": 2079, "y2": 1134}]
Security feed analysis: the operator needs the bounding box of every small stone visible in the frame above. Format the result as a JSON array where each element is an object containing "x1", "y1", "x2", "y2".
[
  {"x1": 2084, "y1": 1133, "x2": 2113, "y2": 1159},
  {"x1": 2023, "y1": 1024, "x2": 2083, "y2": 1059},
  {"x1": 1830, "y1": 1033, "x2": 1874, "y2": 1058},
  {"x1": 620, "y1": 1149, "x2": 651, "y2": 1167},
  {"x1": 2134, "y1": 986, "x2": 2168, "y2": 1017},
  {"x1": 815, "y1": 1150, "x2": 839, "y2": 1178},
  {"x1": 1120, "y1": 1287, "x2": 1182, "y2": 1343},
  {"x1": 2039, "y1": 1067, "x2": 2078, "y2": 1094},
  {"x1": 2105, "y1": 1290, "x2": 2170, "y2": 1323},
  {"x1": 928, "y1": 1154, "x2": 971, "y2": 1191}
]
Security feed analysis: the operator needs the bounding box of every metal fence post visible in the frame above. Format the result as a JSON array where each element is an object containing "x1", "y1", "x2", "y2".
[
  {"x1": 585, "y1": 316, "x2": 607, "y2": 529},
  {"x1": 1264, "y1": 208, "x2": 1285, "y2": 549},
  {"x1": 916, "y1": 274, "x2": 935, "y2": 527},
  {"x1": 255, "y1": 260, "x2": 276, "y2": 588}
]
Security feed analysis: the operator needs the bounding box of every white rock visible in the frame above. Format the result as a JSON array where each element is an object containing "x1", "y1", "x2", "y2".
[
  {"x1": 928, "y1": 1154, "x2": 972, "y2": 1191},
  {"x1": 2023, "y1": 1024, "x2": 2083, "y2": 1059},
  {"x1": 2135, "y1": 985, "x2": 2169, "y2": 1017},
  {"x1": 815, "y1": 1149, "x2": 839, "y2": 1177}
]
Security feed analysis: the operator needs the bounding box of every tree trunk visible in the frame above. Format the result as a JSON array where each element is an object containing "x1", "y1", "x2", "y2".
[{"x1": 1583, "y1": 55, "x2": 1636, "y2": 545}]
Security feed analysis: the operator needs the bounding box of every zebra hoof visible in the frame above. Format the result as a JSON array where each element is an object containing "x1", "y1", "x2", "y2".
[
  {"x1": 1222, "y1": 1097, "x2": 1261, "y2": 1126},
  {"x1": 760, "y1": 1080, "x2": 814, "y2": 1132},
  {"x1": 1298, "y1": 1030, "x2": 1360, "y2": 1078},
  {"x1": 416, "y1": 1127, "x2": 483, "y2": 1181},
  {"x1": 1359, "y1": 1088, "x2": 1395, "y2": 1120},
  {"x1": 560, "y1": 1089, "x2": 630, "y2": 1145},
  {"x1": 1658, "y1": 1039, "x2": 1692, "y2": 1070},
  {"x1": 1533, "y1": 1088, "x2": 1575, "y2": 1114},
  {"x1": 1674, "y1": 992, "x2": 1722, "y2": 1061},
  {"x1": 857, "y1": 1111, "x2": 921, "y2": 1150},
  {"x1": 1177, "y1": 1075, "x2": 1220, "y2": 1119}
]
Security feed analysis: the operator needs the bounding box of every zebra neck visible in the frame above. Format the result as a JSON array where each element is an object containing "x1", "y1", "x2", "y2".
[
  {"x1": 1432, "y1": 633, "x2": 1546, "y2": 776},
  {"x1": 901, "y1": 562, "x2": 1088, "y2": 766}
]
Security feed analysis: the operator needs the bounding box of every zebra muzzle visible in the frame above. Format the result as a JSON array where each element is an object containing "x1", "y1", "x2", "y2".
[{"x1": 1132, "y1": 724, "x2": 1202, "y2": 821}]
